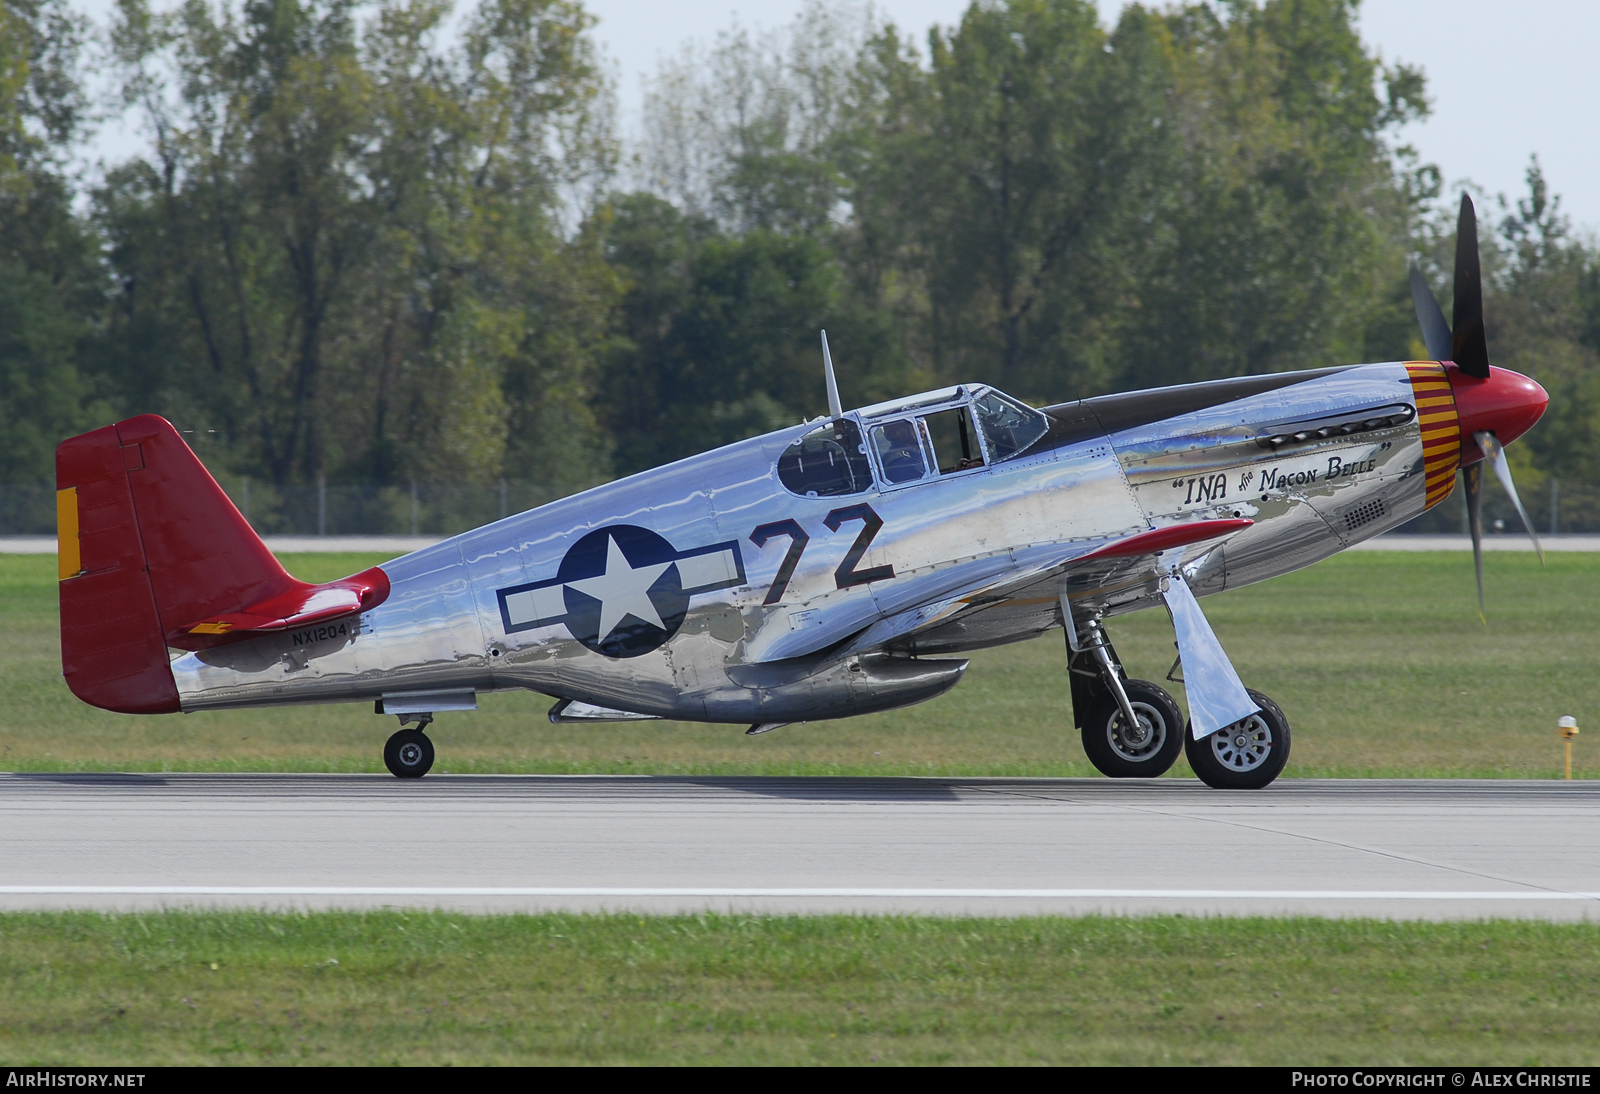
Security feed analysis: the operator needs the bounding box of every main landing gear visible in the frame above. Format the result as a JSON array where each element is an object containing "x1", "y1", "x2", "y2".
[
  {"x1": 1068, "y1": 617, "x2": 1291, "y2": 788},
  {"x1": 1069, "y1": 619, "x2": 1185, "y2": 779},
  {"x1": 383, "y1": 713, "x2": 435, "y2": 779},
  {"x1": 1080, "y1": 678, "x2": 1185, "y2": 777}
]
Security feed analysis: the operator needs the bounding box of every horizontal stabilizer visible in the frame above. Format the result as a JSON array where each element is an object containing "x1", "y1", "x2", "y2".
[{"x1": 178, "y1": 567, "x2": 389, "y2": 646}]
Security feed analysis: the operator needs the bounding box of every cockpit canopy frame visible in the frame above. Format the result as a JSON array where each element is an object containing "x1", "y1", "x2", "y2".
[{"x1": 776, "y1": 385, "x2": 1049, "y2": 498}]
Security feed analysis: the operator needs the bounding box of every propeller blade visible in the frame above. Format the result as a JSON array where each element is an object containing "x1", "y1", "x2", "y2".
[
  {"x1": 1464, "y1": 463, "x2": 1485, "y2": 619},
  {"x1": 1474, "y1": 431, "x2": 1545, "y2": 563},
  {"x1": 1451, "y1": 194, "x2": 1491, "y2": 379},
  {"x1": 1409, "y1": 261, "x2": 1453, "y2": 361}
]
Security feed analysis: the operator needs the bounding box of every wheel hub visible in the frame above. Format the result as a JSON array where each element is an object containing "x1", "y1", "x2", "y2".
[
  {"x1": 1109, "y1": 704, "x2": 1165, "y2": 761},
  {"x1": 1211, "y1": 715, "x2": 1272, "y2": 772},
  {"x1": 398, "y1": 741, "x2": 424, "y2": 767}
]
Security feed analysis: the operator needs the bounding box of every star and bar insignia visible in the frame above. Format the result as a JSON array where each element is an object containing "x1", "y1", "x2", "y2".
[{"x1": 496, "y1": 524, "x2": 746, "y2": 658}]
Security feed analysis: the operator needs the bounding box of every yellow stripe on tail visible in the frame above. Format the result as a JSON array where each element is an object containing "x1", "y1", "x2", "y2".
[{"x1": 56, "y1": 487, "x2": 81, "y2": 580}]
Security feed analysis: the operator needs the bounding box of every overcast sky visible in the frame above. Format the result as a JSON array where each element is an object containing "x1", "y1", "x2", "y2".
[{"x1": 69, "y1": 0, "x2": 1600, "y2": 232}]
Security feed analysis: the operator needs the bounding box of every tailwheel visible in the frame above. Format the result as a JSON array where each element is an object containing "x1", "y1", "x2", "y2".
[
  {"x1": 1184, "y1": 689, "x2": 1291, "y2": 790},
  {"x1": 384, "y1": 728, "x2": 435, "y2": 779},
  {"x1": 1080, "y1": 680, "x2": 1185, "y2": 778}
]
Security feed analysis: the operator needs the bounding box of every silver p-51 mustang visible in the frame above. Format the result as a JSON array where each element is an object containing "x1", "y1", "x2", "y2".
[{"x1": 55, "y1": 198, "x2": 1547, "y2": 788}]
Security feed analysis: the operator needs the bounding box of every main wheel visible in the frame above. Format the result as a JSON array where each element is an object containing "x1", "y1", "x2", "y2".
[
  {"x1": 1184, "y1": 689, "x2": 1290, "y2": 790},
  {"x1": 1080, "y1": 679, "x2": 1186, "y2": 778},
  {"x1": 384, "y1": 728, "x2": 435, "y2": 779}
]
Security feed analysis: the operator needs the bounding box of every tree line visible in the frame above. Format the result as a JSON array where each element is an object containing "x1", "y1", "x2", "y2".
[{"x1": 3, "y1": 0, "x2": 1598, "y2": 530}]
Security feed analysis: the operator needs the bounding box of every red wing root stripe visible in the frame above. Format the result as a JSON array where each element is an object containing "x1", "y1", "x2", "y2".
[
  {"x1": 1406, "y1": 361, "x2": 1462, "y2": 509},
  {"x1": 1079, "y1": 518, "x2": 1253, "y2": 562}
]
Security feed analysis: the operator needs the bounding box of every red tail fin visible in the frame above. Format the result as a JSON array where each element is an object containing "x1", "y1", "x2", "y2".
[{"x1": 56, "y1": 415, "x2": 389, "y2": 714}]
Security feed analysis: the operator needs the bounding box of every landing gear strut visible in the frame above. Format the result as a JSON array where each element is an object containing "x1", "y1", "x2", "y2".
[
  {"x1": 1068, "y1": 616, "x2": 1184, "y2": 779},
  {"x1": 383, "y1": 712, "x2": 435, "y2": 779}
]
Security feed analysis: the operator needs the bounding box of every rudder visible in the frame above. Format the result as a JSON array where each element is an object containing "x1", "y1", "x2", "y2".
[{"x1": 56, "y1": 420, "x2": 185, "y2": 713}]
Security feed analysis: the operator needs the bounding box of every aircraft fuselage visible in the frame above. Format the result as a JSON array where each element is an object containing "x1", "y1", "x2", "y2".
[{"x1": 167, "y1": 360, "x2": 1465, "y2": 724}]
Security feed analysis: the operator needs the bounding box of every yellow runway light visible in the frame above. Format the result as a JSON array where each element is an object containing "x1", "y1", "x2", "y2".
[{"x1": 1558, "y1": 716, "x2": 1579, "y2": 780}]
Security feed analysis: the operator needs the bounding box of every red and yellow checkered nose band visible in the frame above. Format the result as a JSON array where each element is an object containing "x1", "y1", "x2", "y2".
[{"x1": 1406, "y1": 361, "x2": 1461, "y2": 510}]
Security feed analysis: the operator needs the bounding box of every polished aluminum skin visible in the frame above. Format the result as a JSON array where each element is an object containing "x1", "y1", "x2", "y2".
[{"x1": 170, "y1": 363, "x2": 1426, "y2": 722}]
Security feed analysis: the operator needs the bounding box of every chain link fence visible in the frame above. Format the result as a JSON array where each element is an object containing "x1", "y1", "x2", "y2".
[
  {"x1": 8, "y1": 474, "x2": 1600, "y2": 537},
  {"x1": 1, "y1": 479, "x2": 570, "y2": 537}
]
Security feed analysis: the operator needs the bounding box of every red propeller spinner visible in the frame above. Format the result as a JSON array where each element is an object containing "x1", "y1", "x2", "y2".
[{"x1": 1446, "y1": 364, "x2": 1548, "y2": 465}]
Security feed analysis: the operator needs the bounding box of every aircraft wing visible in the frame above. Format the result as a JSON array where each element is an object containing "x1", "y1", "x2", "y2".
[
  {"x1": 841, "y1": 518, "x2": 1251, "y2": 658},
  {"x1": 754, "y1": 518, "x2": 1250, "y2": 669}
]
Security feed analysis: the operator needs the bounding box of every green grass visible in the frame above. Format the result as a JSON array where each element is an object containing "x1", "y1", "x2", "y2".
[
  {"x1": 2, "y1": 911, "x2": 1597, "y2": 1065},
  {"x1": 8, "y1": 559, "x2": 1597, "y2": 1067},
  {"x1": 3, "y1": 550, "x2": 1595, "y2": 777}
]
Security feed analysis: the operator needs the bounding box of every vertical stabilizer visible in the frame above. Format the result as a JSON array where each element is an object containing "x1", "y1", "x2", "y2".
[
  {"x1": 111, "y1": 415, "x2": 296, "y2": 637},
  {"x1": 56, "y1": 415, "x2": 299, "y2": 713}
]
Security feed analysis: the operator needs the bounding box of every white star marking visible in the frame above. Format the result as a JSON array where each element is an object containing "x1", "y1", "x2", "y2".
[{"x1": 564, "y1": 535, "x2": 673, "y2": 643}]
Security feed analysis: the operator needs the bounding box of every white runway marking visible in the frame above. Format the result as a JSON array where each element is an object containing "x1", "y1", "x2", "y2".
[{"x1": 2, "y1": 887, "x2": 1599, "y2": 900}]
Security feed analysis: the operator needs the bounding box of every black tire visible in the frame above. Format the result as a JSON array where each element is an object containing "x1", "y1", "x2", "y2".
[
  {"x1": 1184, "y1": 689, "x2": 1290, "y2": 790},
  {"x1": 384, "y1": 728, "x2": 435, "y2": 779},
  {"x1": 1080, "y1": 679, "x2": 1186, "y2": 778}
]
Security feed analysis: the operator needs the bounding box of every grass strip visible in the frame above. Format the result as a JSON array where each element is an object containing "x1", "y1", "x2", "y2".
[{"x1": 1, "y1": 911, "x2": 1597, "y2": 1065}]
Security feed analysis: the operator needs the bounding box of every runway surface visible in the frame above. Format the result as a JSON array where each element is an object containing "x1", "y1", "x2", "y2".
[{"x1": 1, "y1": 774, "x2": 1597, "y2": 918}]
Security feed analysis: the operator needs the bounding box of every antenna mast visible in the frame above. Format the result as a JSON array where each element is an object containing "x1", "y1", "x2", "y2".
[{"x1": 820, "y1": 330, "x2": 843, "y2": 419}]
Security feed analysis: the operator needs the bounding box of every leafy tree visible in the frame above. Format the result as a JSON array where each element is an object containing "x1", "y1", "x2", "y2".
[
  {"x1": 1478, "y1": 161, "x2": 1600, "y2": 526},
  {"x1": 598, "y1": 194, "x2": 836, "y2": 474},
  {"x1": 97, "y1": 0, "x2": 617, "y2": 498},
  {"x1": 17, "y1": 0, "x2": 1600, "y2": 538},
  {"x1": 0, "y1": 0, "x2": 110, "y2": 484},
  {"x1": 849, "y1": 0, "x2": 1176, "y2": 399},
  {"x1": 632, "y1": 1, "x2": 870, "y2": 235},
  {"x1": 1115, "y1": 0, "x2": 1428, "y2": 388},
  {"x1": 831, "y1": 0, "x2": 1430, "y2": 402}
]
